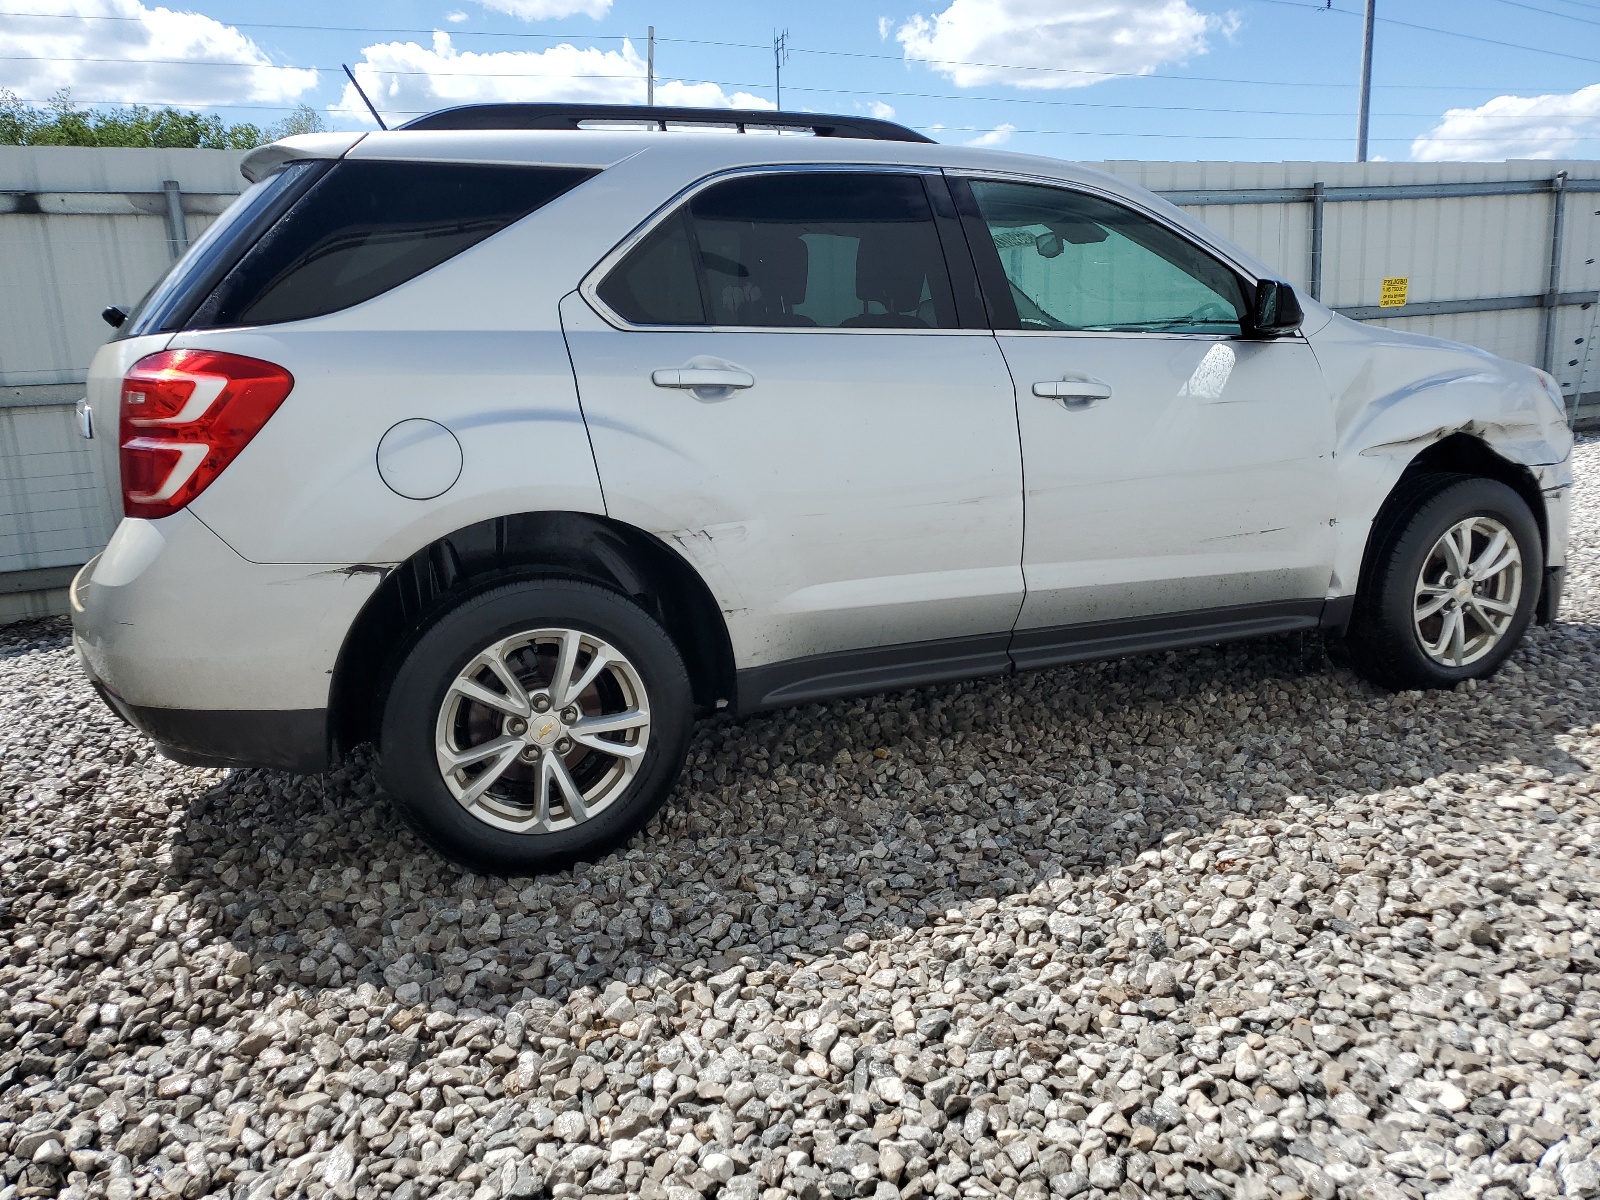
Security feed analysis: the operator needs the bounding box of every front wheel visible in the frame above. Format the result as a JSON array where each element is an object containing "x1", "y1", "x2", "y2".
[
  {"x1": 1347, "y1": 475, "x2": 1541, "y2": 690},
  {"x1": 377, "y1": 579, "x2": 693, "y2": 873}
]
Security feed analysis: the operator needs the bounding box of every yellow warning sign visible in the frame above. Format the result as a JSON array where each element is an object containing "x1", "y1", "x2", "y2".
[{"x1": 1380, "y1": 277, "x2": 1409, "y2": 307}]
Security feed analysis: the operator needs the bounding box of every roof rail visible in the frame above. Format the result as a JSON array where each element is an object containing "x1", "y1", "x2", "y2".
[{"x1": 397, "y1": 103, "x2": 934, "y2": 144}]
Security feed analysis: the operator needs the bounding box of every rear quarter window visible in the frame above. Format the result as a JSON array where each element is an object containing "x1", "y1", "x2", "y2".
[{"x1": 188, "y1": 160, "x2": 596, "y2": 328}]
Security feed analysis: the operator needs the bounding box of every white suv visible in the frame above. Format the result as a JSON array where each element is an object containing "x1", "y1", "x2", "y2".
[{"x1": 72, "y1": 104, "x2": 1574, "y2": 873}]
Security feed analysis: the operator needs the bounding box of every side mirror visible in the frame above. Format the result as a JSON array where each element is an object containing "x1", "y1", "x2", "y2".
[
  {"x1": 1250, "y1": 280, "x2": 1303, "y2": 337},
  {"x1": 101, "y1": 305, "x2": 128, "y2": 329}
]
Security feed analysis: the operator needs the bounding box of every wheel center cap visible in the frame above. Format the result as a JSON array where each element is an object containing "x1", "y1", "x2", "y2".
[{"x1": 528, "y1": 714, "x2": 564, "y2": 747}]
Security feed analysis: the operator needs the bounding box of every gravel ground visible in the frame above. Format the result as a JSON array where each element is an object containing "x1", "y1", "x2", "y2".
[{"x1": 6, "y1": 446, "x2": 1600, "y2": 1200}]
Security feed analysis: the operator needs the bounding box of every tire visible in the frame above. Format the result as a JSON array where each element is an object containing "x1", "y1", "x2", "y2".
[
  {"x1": 1347, "y1": 475, "x2": 1541, "y2": 691},
  {"x1": 377, "y1": 578, "x2": 693, "y2": 874}
]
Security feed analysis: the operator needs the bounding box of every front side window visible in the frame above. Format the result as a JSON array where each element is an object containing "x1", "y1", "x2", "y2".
[
  {"x1": 966, "y1": 180, "x2": 1247, "y2": 335},
  {"x1": 597, "y1": 171, "x2": 959, "y2": 329},
  {"x1": 191, "y1": 160, "x2": 596, "y2": 328}
]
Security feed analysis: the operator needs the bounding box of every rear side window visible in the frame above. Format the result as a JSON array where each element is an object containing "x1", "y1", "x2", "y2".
[
  {"x1": 597, "y1": 171, "x2": 959, "y2": 329},
  {"x1": 190, "y1": 161, "x2": 596, "y2": 328},
  {"x1": 597, "y1": 211, "x2": 706, "y2": 326},
  {"x1": 124, "y1": 161, "x2": 322, "y2": 338}
]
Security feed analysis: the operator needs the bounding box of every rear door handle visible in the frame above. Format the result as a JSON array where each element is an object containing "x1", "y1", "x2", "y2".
[
  {"x1": 1032, "y1": 379, "x2": 1113, "y2": 403},
  {"x1": 652, "y1": 367, "x2": 755, "y2": 390}
]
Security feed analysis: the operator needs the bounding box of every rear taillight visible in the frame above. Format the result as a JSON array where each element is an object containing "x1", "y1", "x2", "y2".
[{"x1": 119, "y1": 350, "x2": 294, "y2": 520}]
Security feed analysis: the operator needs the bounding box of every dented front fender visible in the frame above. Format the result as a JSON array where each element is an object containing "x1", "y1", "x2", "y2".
[{"x1": 1308, "y1": 315, "x2": 1573, "y2": 595}]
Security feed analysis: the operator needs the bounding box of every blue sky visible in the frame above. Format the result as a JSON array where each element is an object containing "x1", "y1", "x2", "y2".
[{"x1": 5, "y1": 0, "x2": 1600, "y2": 161}]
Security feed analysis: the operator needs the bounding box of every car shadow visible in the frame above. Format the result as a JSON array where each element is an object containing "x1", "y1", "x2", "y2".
[{"x1": 158, "y1": 618, "x2": 1599, "y2": 1015}]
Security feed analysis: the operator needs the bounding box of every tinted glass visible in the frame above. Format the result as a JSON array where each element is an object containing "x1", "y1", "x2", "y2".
[
  {"x1": 124, "y1": 162, "x2": 321, "y2": 337},
  {"x1": 596, "y1": 211, "x2": 706, "y2": 325},
  {"x1": 192, "y1": 160, "x2": 596, "y2": 328},
  {"x1": 598, "y1": 172, "x2": 958, "y2": 329},
  {"x1": 969, "y1": 181, "x2": 1247, "y2": 335}
]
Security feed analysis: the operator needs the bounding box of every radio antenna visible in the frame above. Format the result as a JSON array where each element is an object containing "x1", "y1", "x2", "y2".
[{"x1": 343, "y1": 64, "x2": 387, "y2": 130}]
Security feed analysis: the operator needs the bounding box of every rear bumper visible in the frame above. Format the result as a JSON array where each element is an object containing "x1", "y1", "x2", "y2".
[
  {"x1": 69, "y1": 511, "x2": 383, "y2": 774},
  {"x1": 79, "y1": 656, "x2": 328, "y2": 771}
]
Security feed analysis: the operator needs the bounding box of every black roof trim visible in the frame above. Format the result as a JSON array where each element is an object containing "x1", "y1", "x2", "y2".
[{"x1": 397, "y1": 103, "x2": 935, "y2": 143}]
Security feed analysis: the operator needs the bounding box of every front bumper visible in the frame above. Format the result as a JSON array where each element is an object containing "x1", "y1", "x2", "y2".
[
  {"x1": 1536, "y1": 461, "x2": 1572, "y2": 624},
  {"x1": 1538, "y1": 564, "x2": 1564, "y2": 626},
  {"x1": 70, "y1": 511, "x2": 384, "y2": 773}
]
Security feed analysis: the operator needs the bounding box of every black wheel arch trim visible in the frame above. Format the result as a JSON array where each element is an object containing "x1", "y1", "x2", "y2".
[
  {"x1": 1366, "y1": 435, "x2": 1551, "y2": 588},
  {"x1": 329, "y1": 510, "x2": 737, "y2": 761}
]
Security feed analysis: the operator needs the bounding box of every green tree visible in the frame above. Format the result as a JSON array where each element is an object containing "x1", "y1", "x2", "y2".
[
  {"x1": 0, "y1": 90, "x2": 326, "y2": 149},
  {"x1": 269, "y1": 104, "x2": 326, "y2": 140}
]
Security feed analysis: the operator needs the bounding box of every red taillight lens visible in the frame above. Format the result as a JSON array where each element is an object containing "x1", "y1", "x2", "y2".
[{"x1": 119, "y1": 350, "x2": 294, "y2": 520}]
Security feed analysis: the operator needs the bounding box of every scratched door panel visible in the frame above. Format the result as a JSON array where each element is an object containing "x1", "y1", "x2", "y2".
[
  {"x1": 561, "y1": 295, "x2": 1024, "y2": 667},
  {"x1": 1000, "y1": 331, "x2": 1338, "y2": 630}
]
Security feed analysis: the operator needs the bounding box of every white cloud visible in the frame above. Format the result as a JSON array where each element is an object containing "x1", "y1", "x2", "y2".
[
  {"x1": 878, "y1": 15, "x2": 892, "y2": 39},
  {"x1": 966, "y1": 122, "x2": 1015, "y2": 146},
  {"x1": 859, "y1": 100, "x2": 897, "y2": 120},
  {"x1": 0, "y1": 0, "x2": 317, "y2": 106},
  {"x1": 896, "y1": 0, "x2": 1233, "y2": 90},
  {"x1": 474, "y1": 0, "x2": 611, "y2": 19},
  {"x1": 446, "y1": 10, "x2": 469, "y2": 22},
  {"x1": 334, "y1": 33, "x2": 773, "y2": 126},
  {"x1": 1410, "y1": 84, "x2": 1600, "y2": 161}
]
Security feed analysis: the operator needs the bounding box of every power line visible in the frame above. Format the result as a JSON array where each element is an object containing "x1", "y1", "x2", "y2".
[
  {"x1": 1248, "y1": 0, "x2": 1600, "y2": 65},
  {"x1": 2, "y1": 10, "x2": 1588, "y2": 93},
  {"x1": 1488, "y1": 0, "x2": 1600, "y2": 10},
  {"x1": 922, "y1": 124, "x2": 1564, "y2": 144},
  {"x1": 784, "y1": 81, "x2": 1580, "y2": 122},
  {"x1": 730, "y1": 10, "x2": 1600, "y2": 73},
  {"x1": 1379, "y1": 11, "x2": 1600, "y2": 63},
  {"x1": 1, "y1": 55, "x2": 1576, "y2": 120},
  {"x1": 1482, "y1": 0, "x2": 1600, "y2": 25},
  {"x1": 0, "y1": 11, "x2": 633, "y2": 42},
  {"x1": 0, "y1": 55, "x2": 739, "y2": 85}
]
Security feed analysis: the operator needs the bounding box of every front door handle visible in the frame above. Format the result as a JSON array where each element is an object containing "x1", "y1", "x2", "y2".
[
  {"x1": 1033, "y1": 379, "x2": 1113, "y2": 404},
  {"x1": 652, "y1": 367, "x2": 755, "y2": 390}
]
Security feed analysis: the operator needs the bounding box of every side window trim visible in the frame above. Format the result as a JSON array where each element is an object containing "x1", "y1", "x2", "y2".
[
  {"x1": 923, "y1": 173, "x2": 989, "y2": 332},
  {"x1": 948, "y1": 172, "x2": 1256, "y2": 337},
  {"x1": 945, "y1": 174, "x2": 1019, "y2": 331},
  {"x1": 581, "y1": 164, "x2": 995, "y2": 335}
]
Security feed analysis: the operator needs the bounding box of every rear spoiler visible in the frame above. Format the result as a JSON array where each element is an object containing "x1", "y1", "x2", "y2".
[{"x1": 241, "y1": 133, "x2": 366, "y2": 183}]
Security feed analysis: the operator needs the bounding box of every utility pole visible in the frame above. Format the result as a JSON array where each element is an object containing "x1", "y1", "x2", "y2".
[
  {"x1": 774, "y1": 29, "x2": 789, "y2": 111},
  {"x1": 1356, "y1": 0, "x2": 1375, "y2": 162},
  {"x1": 646, "y1": 26, "x2": 655, "y2": 106}
]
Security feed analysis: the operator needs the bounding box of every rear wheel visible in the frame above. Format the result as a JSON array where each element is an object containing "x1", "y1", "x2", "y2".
[
  {"x1": 1347, "y1": 475, "x2": 1540, "y2": 690},
  {"x1": 378, "y1": 579, "x2": 692, "y2": 873}
]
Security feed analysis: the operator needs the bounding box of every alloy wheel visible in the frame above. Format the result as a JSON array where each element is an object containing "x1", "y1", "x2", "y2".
[
  {"x1": 1412, "y1": 516, "x2": 1523, "y2": 668},
  {"x1": 433, "y1": 627, "x2": 651, "y2": 833}
]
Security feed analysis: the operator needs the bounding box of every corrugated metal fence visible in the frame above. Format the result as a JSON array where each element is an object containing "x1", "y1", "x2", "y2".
[
  {"x1": 3, "y1": 146, "x2": 1598, "y2": 621},
  {"x1": 1101, "y1": 160, "x2": 1600, "y2": 397},
  {"x1": 0, "y1": 146, "x2": 247, "y2": 621}
]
